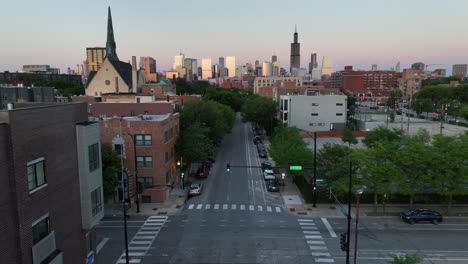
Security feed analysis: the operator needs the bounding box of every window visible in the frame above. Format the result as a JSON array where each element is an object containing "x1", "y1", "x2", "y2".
[
  {"x1": 32, "y1": 216, "x2": 49, "y2": 244},
  {"x1": 284, "y1": 100, "x2": 288, "y2": 111},
  {"x1": 164, "y1": 131, "x2": 169, "y2": 142},
  {"x1": 88, "y1": 143, "x2": 100, "y2": 172},
  {"x1": 91, "y1": 187, "x2": 102, "y2": 216},
  {"x1": 336, "y1": 113, "x2": 343, "y2": 116},
  {"x1": 336, "y1": 103, "x2": 344, "y2": 106},
  {"x1": 137, "y1": 156, "x2": 153, "y2": 167},
  {"x1": 136, "y1": 134, "x2": 152, "y2": 146},
  {"x1": 138, "y1": 177, "x2": 153, "y2": 188},
  {"x1": 114, "y1": 143, "x2": 123, "y2": 156},
  {"x1": 311, "y1": 113, "x2": 318, "y2": 116},
  {"x1": 170, "y1": 128, "x2": 174, "y2": 138},
  {"x1": 28, "y1": 159, "x2": 46, "y2": 191},
  {"x1": 165, "y1": 152, "x2": 169, "y2": 162}
]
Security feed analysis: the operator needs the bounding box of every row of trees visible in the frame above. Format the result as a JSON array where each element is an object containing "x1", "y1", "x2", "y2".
[
  {"x1": 317, "y1": 126, "x2": 468, "y2": 212},
  {"x1": 34, "y1": 80, "x2": 85, "y2": 97},
  {"x1": 241, "y1": 95, "x2": 278, "y2": 135}
]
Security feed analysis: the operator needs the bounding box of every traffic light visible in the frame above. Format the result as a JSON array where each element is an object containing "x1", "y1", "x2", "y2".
[
  {"x1": 340, "y1": 233, "x2": 347, "y2": 251},
  {"x1": 181, "y1": 172, "x2": 185, "y2": 178},
  {"x1": 226, "y1": 163, "x2": 231, "y2": 172}
]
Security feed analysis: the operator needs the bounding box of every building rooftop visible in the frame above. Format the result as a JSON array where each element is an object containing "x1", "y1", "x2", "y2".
[{"x1": 99, "y1": 114, "x2": 172, "y2": 122}]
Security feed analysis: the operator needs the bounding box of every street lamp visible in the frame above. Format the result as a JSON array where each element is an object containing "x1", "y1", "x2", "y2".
[
  {"x1": 122, "y1": 199, "x2": 130, "y2": 264},
  {"x1": 177, "y1": 158, "x2": 185, "y2": 190},
  {"x1": 124, "y1": 134, "x2": 140, "y2": 213},
  {"x1": 354, "y1": 186, "x2": 366, "y2": 264}
]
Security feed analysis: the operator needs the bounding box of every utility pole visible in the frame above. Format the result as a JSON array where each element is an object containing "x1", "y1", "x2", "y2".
[
  {"x1": 407, "y1": 113, "x2": 410, "y2": 133},
  {"x1": 123, "y1": 201, "x2": 129, "y2": 264},
  {"x1": 313, "y1": 131, "x2": 317, "y2": 207},
  {"x1": 346, "y1": 161, "x2": 352, "y2": 264}
]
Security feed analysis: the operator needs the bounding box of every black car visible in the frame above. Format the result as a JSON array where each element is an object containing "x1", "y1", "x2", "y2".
[
  {"x1": 258, "y1": 150, "x2": 267, "y2": 158},
  {"x1": 400, "y1": 209, "x2": 443, "y2": 224},
  {"x1": 253, "y1": 136, "x2": 262, "y2": 144},
  {"x1": 261, "y1": 161, "x2": 272, "y2": 171},
  {"x1": 267, "y1": 179, "x2": 279, "y2": 192}
]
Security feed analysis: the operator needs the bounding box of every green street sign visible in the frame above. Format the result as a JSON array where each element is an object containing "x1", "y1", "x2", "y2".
[
  {"x1": 289, "y1": 165, "x2": 302, "y2": 171},
  {"x1": 316, "y1": 178, "x2": 324, "y2": 183}
]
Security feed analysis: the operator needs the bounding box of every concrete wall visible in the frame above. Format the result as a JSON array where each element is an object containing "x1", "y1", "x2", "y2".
[{"x1": 86, "y1": 59, "x2": 130, "y2": 96}]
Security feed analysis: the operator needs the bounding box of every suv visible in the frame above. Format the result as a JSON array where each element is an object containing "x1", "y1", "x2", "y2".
[
  {"x1": 253, "y1": 136, "x2": 262, "y2": 144},
  {"x1": 258, "y1": 150, "x2": 267, "y2": 158},
  {"x1": 267, "y1": 179, "x2": 279, "y2": 192},
  {"x1": 400, "y1": 209, "x2": 443, "y2": 224},
  {"x1": 261, "y1": 162, "x2": 272, "y2": 172},
  {"x1": 263, "y1": 169, "x2": 275, "y2": 180},
  {"x1": 189, "y1": 183, "x2": 202, "y2": 196}
]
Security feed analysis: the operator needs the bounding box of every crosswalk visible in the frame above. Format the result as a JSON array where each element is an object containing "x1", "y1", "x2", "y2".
[
  {"x1": 186, "y1": 203, "x2": 282, "y2": 213},
  {"x1": 298, "y1": 218, "x2": 334, "y2": 263},
  {"x1": 115, "y1": 215, "x2": 168, "y2": 264}
]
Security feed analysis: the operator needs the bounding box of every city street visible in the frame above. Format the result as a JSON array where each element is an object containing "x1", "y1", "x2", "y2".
[{"x1": 96, "y1": 115, "x2": 468, "y2": 264}]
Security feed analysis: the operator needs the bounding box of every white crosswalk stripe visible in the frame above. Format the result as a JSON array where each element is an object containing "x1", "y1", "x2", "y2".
[
  {"x1": 249, "y1": 205, "x2": 254, "y2": 211},
  {"x1": 298, "y1": 218, "x2": 334, "y2": 263},
  {"x1": 315, "y1": 258, "x2": 334, "y2": 263},
  {"x1": 185, "y1": 203, "x2": 283, "y2": 213},
  {"x1": 240, "y1": 205, "x2": 246, "y2": 210},
  {"x1": 312, "y1": 252, "x2": 331, "y2": 257},
  {"x1": 303, "y1": 231, "x2": 320, "y2": 234},
  {"x1": 275, "y1": 207, "x2": 281, "y2": 212},
  {"x1": 223, "y1": 204, "x2": 228, "y2": 210},
  {"x1": 196, "y1": 204, "x2": 203, "y2": 209},
  {"x1": 188, "y1": 204, "x2": 194, "y2": 209},
  {"x1": 299, "y1": 222, "x2": 316, "y2": 226},
  {"x1": 231, "y1": 204, "x2": 237, "y2": 210},
  {"x1": 266, "y1": 206, "x2": 272, "y2": 212},
  {"x1": 307, "y1": 240, "x2": 325, "y2": 245},
  {"x1": 205, "y1": 204, "x2": 211, "y2": 209},
  {"x1": 301, "y1": 226, "x2": 318, "y2": 230},
  {"x1": 298, "y1": 219, "x2": 314, "y2": 222},
  {"x1": 257, "y1": 205, "x2": 263, "y2": 211},
  {"x1": 116, "y1": 215, "x2": 168, "y2": 264},
  {"x1": 309, "y1": 246, "x2": 328, "y2": 250},
  {"x1": 305, "y1": 235, "x2": 323, "y2": 239},
  {"x1": 214, "y1": 204, "x2": 219, "y2": 210}
]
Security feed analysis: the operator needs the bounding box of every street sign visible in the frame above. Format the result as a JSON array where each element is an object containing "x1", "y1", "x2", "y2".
[
  {"x1": 281, "y1": 173, "x2": 285, "y2": 180},
  {"x1": 316, "y1": 178, "x2": 324, "y2": 183},
  {"x1": 289, "y1": 165, "x2": 302, "y2": 171}
]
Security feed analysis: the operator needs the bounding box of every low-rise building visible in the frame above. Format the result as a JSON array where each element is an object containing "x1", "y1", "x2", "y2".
[
  {"x1": 0, "y1": 103, "x2": 104, "y2": 264},
  {"x1": 0, "y1": 86, "x2": 55, "y2": 109},
  {"x1": 279, "y1": 93, "x2": 347, "y2": 132}
]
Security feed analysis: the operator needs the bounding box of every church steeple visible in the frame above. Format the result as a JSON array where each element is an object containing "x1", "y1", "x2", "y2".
[{"x1": 106, "y1": 6, "x2": 118, "y2": 60}]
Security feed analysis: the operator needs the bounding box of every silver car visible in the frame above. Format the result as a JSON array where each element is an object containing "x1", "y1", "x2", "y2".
[
  {"x1": 263, "y1": 169, "x2": 275, "y2": 180},
  {"x1": 189, "y1": 183, "x2": 202, "y2": 196}
]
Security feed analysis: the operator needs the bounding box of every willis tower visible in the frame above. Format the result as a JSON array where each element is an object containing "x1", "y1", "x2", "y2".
[{"x1": 290, "y1": 25, "x2": 300, "y2": 73}]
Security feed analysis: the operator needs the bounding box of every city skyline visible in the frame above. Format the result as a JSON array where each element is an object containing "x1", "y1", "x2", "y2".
[{"x1": 1, "y1": 0, "x2": 468, "y2": 74}]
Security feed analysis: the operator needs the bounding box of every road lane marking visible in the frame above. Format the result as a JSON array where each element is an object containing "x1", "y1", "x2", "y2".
[
  {"x1": 223, "y1": 204, "x2": 228, "y2": 210},
  {"x1": 251, "y1": 180, "x2": 256, "y2": 205},
  {"x1": 312, "y1": 252, "x2": 331, "y2": 257},
  {"x1": 305, "y1": 235, "x2": 323, "y2": 239},
  {"x1": 240, "y1": 205, "x2": 245, "y2": 210},
  {"x1": 267, "y1": 206, "x2": 272, "y2": 212},
  {"x1": 299, "y1": 222, "x2": 316, "y2": 226},
  {"x1": 214, "y1": 204, "x2": 219, "y2": 210},
  {"x1": 96, "y1": 237, "x2": 109, "y2": 253},
  {"x1": 303, "y1": 231, "x2": 320, "y2": 234},
  {"x1": 258, "y1": 205, "x2": 263, "y2": 211},
  {"x1": 205, "y1": 204, "x2": 211, "y2": 209},
  {"x1": 130, "y1": 241, "x2": 152, "y2": 245},
  {"x1": 302, "y1": 226, "x2": 318, "y2": 230},
  {"x1": 275, "y1": 207, "x2": 281, "y2": 212},
  {"x1": 321, "y1": 218, "x2": 337, "y2": 238},
  {"x1": 196, "y1": 204, "x2": 203, "y2": 209},
  {"x1": 232, "y1": 204, "x2": 237, "y2": 210},
  {"x1": 188, "y1": 204, "x2": 194, "y2": 209},
  {"x1": 309, "y1": 246, "x2": 328, "y2": 250},
  {"x1": 249, "y1": 205, "x2": 254, "y2": 211},
  {"x1": 315, "y1": 258, "x2": 334, "y2": 263},
  {"x1": 307, "y1": 240, "x2": 325, "y2": 245},
  {"x1": 298, "y1": 219, "x2": 314, "y2": 222}
]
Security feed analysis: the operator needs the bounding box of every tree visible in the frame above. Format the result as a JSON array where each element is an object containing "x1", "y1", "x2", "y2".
[
  {"x1": 242, "y1": 95, "x2": 277, "y2": 135},
  {"x1": 341, "y1": 126, "x2": 358, "y2": 146},
  {"x1": 101, "y1": 144, "x2": 120, "y2": 198},
  {"x1": 362, "y1": 126, "x2": 403, "y2": 148},
  {"x1": 34, "y1": 80, "x2": 85, "y2": 97},
  {"x1": 389, "y1": 111, "x2": 396, "y2": 123},
  {"x1": 460, "y1": 105, "x2": 468, "y2": 121},
  {"x1": 177, "y1": 122, "x2": 214, "y2": 165},
  {"x1": 411, "y1": 98, "x2": 434, "y2": 116},
  {"x1": 430, "y1": 133, "x2": 468, "y2": 213},
  {"x1": 316, "y1": 143, "x2": 350, "y2": 191},
  {"x1": 388, "y1": 255, "x2": 422, "y2": 264},
  {"x1": 204, "y1": 87, "x2": 245, "y2": 112}
]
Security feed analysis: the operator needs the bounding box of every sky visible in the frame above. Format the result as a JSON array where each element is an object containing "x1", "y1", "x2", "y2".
[{"x1": 1, "y1": 0, "x2": 467, "y2": 74}]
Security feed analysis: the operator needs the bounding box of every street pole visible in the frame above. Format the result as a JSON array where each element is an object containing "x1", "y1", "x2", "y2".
[
  {"x1": 181, "y1": 156, "x2": 184, "y2": 190},
  {"x1": 407, "y1": 113, "x2": 410, "y2": 133},
  {"x1": 353, "y1": 195, "x2": 361, "y2": 264},
  {"x1": 123, "y1": 201, "x2": 129, "y2": 264},
  {"x1": 346, "y1": 161, "x2": 352, "y2": 264},
  {"x1": 313, "y1": 131, "x2": 317, "y2": 208},
  {"x1": 132, "y1": 135, "x2": 140, "y2": 213}
]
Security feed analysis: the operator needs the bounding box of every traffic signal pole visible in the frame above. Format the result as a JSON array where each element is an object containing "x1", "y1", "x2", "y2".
[{"x1": 346, "y1": 161, "x2": 352, "y2": 264}]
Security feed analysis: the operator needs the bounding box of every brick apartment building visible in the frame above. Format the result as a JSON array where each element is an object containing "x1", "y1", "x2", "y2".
[
  {"x1": 0, "y1": 103, "x2": 104, "y2": 264},
  {"x1": 331, "y1": 66, "x2": 401, "y2": 95},
  {"x1": 99, "y1": 113, "x2": 179, "y2": 203}
]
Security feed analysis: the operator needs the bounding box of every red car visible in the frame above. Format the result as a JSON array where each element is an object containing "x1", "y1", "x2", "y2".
[{"x1": 196, "y1": 165, "x2": 209, "y2": 178}]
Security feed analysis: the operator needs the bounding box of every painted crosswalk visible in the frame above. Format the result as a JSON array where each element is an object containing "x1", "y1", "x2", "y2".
[
  {"x1": 297, "y1": 218, "x2": 334, "y2": 263},
  {"x1": 115, "y1": 215, "x2": 168, "y2": 264},
  {"x1": 186, "y1": 203, "x2": 282, "y2": 213}
]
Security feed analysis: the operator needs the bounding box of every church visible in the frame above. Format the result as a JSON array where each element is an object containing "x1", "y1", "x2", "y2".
[{"x1": 86, "y1": 7, "x2": 144, "y2": 96}]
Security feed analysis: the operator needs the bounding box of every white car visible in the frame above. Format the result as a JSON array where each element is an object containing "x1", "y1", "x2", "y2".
[
  {"x1": 263, "y1": 169, "x2": 275, "y2": 180},
  {"x1": 189, "y1": 183, "x2": 202, "y2": 196}
]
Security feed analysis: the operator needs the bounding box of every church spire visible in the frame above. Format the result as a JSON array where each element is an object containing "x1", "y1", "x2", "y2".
[
  {"x1": 295, "y1": 24, "x2": 297, "y2": 33},
  {"x1": 106, "y1": 6, "x2": 118, "y2": 60}
]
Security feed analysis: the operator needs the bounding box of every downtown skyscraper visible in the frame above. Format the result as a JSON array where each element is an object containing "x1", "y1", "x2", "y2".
[{"x1": 290, "y1": 25, "x2": 300, "y2": 73}]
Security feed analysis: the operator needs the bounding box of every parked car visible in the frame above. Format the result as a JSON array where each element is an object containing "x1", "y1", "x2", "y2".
[
  {"x1": 253, "y1": 136, "x2": 262, "y2": 144},
  {"x1": 189, "y1": 183, "x2": 202, "y2": 196},
  {"x1": 400, "y1": 209, "x2": 443, "y2": 224},
  {"x1": 263, "y1": 169, "x2": 275, "y2": 180},
  {"x1": 258, "y1": 150, "x2": 267, "y2": 158},
  {"x1": 196, "y1": 165, "x2": 209, "y2": 178},
  {"x1": 261, "y1": 161, "x2": 272, "y2": 172},
  {"x1": 257, "y1": 145, "x2": 266, "y2": 152},
  {"x1": 267, "y1": 179, "x2": 279, "y2": 192}
]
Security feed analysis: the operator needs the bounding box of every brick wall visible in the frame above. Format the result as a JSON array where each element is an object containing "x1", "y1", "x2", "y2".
[{"x1": 4, "y1": 103, "x2": 88, "y2": 263}]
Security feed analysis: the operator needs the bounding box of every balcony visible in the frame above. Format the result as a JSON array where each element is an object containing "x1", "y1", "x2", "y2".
[{"x1": 32, "y1": 230, "x2": 63, "y2": 264}]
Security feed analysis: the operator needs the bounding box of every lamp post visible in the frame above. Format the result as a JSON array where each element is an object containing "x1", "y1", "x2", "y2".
[
  {"x1": 124, "y1": 134, "x2": 140, "y2": 213},
  {"x1": 354, "y1": 186, "x2": 366, "y2": 264},
  {"x1": 122, "y1": 200, "x2": 130, "y2": 264},
  {"x1": 313, "y1": 131, "x2": 317, "y2": 208},
  {"x1": 346, "y1": 161, "x2": 352, "y2": 264},
  {"x1": 177, "y1": 157, "x2": 184, "y2": 190}
]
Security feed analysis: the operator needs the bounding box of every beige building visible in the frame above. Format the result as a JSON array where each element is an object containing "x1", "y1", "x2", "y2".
[
  {"x1": 140, "y1": 57, "x2": 157, "y2": 82},
  {"x1": 398, "y1": 69, "x2": 424, "y2": 99},
  {"x1": 452, "y1": 64, "x2": 467, "y2": 78},
  {"x1": 226, "y1": 56, "x2": 236, "y2": 78},
  {"x1": 253, "y1": 76, "x2": 303, "y2": 94},
  {"x1": 202, "y1": 58, "x2": 212, "y2": 80},
  {"x1": 86, "y1": 47, "x2": 106, "y2": 72}
]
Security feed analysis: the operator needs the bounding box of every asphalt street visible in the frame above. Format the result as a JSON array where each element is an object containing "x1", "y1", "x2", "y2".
[{"x1": 96, "y1": 114, "x2": 468, "y2": 264}]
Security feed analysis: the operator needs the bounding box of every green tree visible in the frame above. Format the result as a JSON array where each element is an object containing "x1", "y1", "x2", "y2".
[
  {"x1": 453, "y1": 84, "x2": 468, "y2": 104},
  {"x1": 430, "y1": 133, "x2": 468, "y2": 213},
  {"x1": 386, "y1": 89, "x2": 403, "y2": 108},
  {"x1": 341, "y1": 126, "x2": 358, "y2": 146},
  {"x1": 388, "y1": 255, "x2": 422, "y2": 264},
  {"x1": 316, "y1": 143, "x2": 350, "y2": 191},
  {"x1": 389, "y1": 111, "x2": 396, "y2": 123},
  {"x1": 460, "y1": 105, "x2": 468, "y2": 121},
  {"x1": 394, "y1": 129, "x2": 433, "y2": 208},
  {"x1": 362, "y1": 126, "x2": 403, "y2": 148},
  {"x1": 101, "y1": 144, "x2": 120, "y2": 198},
  {"x1": 34, "y1": 80, "x2": 85, "y2": 97},
  {"x1": 204, "y1": 87, "x2": 245, "y2": 112},
  {"x1": 411, "y1": 98, "x2": 434, "y2": 116},
  {"x1": 177, "y1": 122, "x2": 214, "y2": 165},
  {"x1": 242, "y1": 95, "x2": 277, "y2": 135}
]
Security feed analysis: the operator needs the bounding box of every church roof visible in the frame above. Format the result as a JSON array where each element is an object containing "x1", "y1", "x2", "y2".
[
  {"x1": 86, "y1": 71, "x2": 97, "y2": 87},
  {"x1": 108, "y1": 58, "x2": 132, "y2": 88}
]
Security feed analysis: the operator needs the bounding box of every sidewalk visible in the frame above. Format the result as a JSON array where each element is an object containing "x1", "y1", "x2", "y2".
[{"x1": 104, "y1": 187, "x2": 188, "y2": 217}]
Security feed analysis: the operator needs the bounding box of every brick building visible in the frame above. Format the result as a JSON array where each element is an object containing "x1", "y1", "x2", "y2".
[
  {"x1": 331, "y1": 66, "x2": 400, "y2": 95},
  {"x1": 89, "y1": 102, "x2": 177, "y2": 118},
  {"x1": 99, "y1": 113, "x2": 179, "y2": 203},
  {"x1": 0, "y1": 103, "x2": 104, "y2": 264}
]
